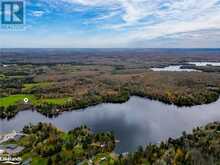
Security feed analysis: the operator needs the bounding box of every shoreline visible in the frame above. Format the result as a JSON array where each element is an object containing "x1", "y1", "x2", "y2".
[{"x1": 1, "y1": 92, "x2": 220, "y2": 120}]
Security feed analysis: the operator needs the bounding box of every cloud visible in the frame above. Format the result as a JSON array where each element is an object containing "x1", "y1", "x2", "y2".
[
  {"x1": 60, "y1": 0, "x2": 220, "y2": 29},
  {"x1": 2, "y1": 0, "x2": 220, "y2": 48},
  {"x1": 66, "y1": 0, "x2": 220, "y2": 45},
  {"x1": 32, "y1": 11, "x2": 45, "y2": 17},
  {"x1": 94, "y1": 10, "x2": 121, "y2": 21},
  {"x1": 62, "y1": 0, "x2": 153, "y2": 23}
]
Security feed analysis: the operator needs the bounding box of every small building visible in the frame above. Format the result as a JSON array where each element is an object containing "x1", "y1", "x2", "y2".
[
  {"x1": 0, "y1": 131, "x2": 25, "y2": 144},
  {"x1": 0, "y1": 144, "x2": 24, "y2": 155}
]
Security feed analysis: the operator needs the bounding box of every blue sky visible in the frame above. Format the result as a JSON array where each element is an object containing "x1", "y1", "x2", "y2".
[{"x1": 0, "y1": 0, "x2": 220, "y2": 48}]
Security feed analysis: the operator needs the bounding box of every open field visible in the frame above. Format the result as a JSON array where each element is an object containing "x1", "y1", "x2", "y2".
[
  {"x1": 0, "y1": 95, "x2": 70, "y2": 107},
  {"x1": 0, "y1": 94, "x2": 36, "y2": 108},
  {"x1": 1, "y1": 49, "x2": 220, "y2": 118}
]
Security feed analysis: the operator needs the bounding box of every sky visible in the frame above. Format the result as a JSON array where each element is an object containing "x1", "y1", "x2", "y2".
[{"x1": 0, "y1": 0, "x2": 220, "y2": 48}]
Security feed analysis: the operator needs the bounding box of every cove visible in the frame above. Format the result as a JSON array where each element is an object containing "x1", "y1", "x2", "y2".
[{"x1": 0, "y1": 96, "x2": 220, "y2": 153}]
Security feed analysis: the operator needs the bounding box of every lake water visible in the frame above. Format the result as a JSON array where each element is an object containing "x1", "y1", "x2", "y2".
[
  {"x1": 151, "y1": 65, "x2": 199, "y2": 72},
  {"x1": 188, "y1": 62, "x2": 220, "y2": 66},
  {"x1": 1, "y1": 96, "x2": 220, "y2": 153}
]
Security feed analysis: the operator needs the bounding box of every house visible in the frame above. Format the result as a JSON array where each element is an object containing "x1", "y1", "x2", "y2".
[
  {"x1": 0, "y1": 131, "x2": 25, "y2": 144},
  {"x1": 0, "y1": 144, "x2": 24, "y2": 155}
]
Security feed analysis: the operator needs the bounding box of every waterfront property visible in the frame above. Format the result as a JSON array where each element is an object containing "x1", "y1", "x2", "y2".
[
  {"x1": 0, "y1": 130, "x2": 24, "y2": 144},
  {"x1": 0, "y1": 144, "x2": 24, "y2": 155},
  {"x1": 1, "y1": 96, "x2": 220, "y2": 153}
]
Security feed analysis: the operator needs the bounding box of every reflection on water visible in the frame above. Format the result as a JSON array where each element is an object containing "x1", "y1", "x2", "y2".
[
  {"x1": 151, "y1": 65, "x2": 199, "y2": 72},
  {"x1": 188, "y1": 62, "x2": 220, "y2": 66},
  {"x1": 1, "y1": 96, "x2": 220, "y2": 153}
]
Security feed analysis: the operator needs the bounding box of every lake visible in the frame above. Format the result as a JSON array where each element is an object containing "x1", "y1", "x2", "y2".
[
  {"x1": 151, "y1": 65, "x2": 199, "y2": 72},
  {"x1": 1, "y1": 96, "x2": 220, "y2": 153},
  {"x1": 188, "y1": 62, "x2": 220, "y2": 66}
]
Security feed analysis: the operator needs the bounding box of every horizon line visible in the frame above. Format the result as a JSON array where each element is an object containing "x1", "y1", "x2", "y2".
[{"x1": 1, "y1": 48, "x2": 220, "y2": 49}]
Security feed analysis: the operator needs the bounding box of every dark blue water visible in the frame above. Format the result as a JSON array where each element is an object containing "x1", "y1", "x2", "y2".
[{"x1": 1, "y1": 96, "x2": 220, "y2": 153}]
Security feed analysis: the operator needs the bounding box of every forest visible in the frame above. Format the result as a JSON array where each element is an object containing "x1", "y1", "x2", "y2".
[
  {"x1": 1, "y1": 122, "x2": 220, "y2": 165},
  {"x1": 1, "y1": 49, "x2": 220, "y2": 118}
]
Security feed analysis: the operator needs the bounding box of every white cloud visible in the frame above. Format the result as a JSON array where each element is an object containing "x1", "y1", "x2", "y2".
[
  {"x1": 94, "y1": 11, "x2": 121, "y2": 21},
  {"x1": 32, "y1": 11, "x2": 45, "y2": 17},
  {"x1": 68, "y1": 0, "x2": 220, "y2": 46},
  {"x1": 61, "y1": 0, "x2": 220, "y2": 29},
  {"x1": 2, "y1": 0, "x2": 220, "y2": 48}
]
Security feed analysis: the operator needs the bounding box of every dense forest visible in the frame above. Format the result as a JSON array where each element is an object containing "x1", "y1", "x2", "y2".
[
  {"x1": 1, "y1": 49, "x2": 220, "y2": 118},
  {"x1": 16, "y1": 123, "x2": 115, "y2": 165},
  {"x1": 1, "y1": 49, "x2": 220, "y2": 164},
  {"x1": 115, "y1": 122, "x2": 220, "y2": 165},
  {"x1": 2, "y1": 122, "x2": 220, "y2": 165}
]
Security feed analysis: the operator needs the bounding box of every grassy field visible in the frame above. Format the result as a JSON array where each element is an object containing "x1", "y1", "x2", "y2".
[
  {"x1": 0, "y1": 94, "x2": 70, "y2": 108},
  {"x1": 0, "y1": 94, "x2": 36, "y2": 108},
  {"x1": 22, "y1": 82, "x2": 53, "y2": 92}
]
